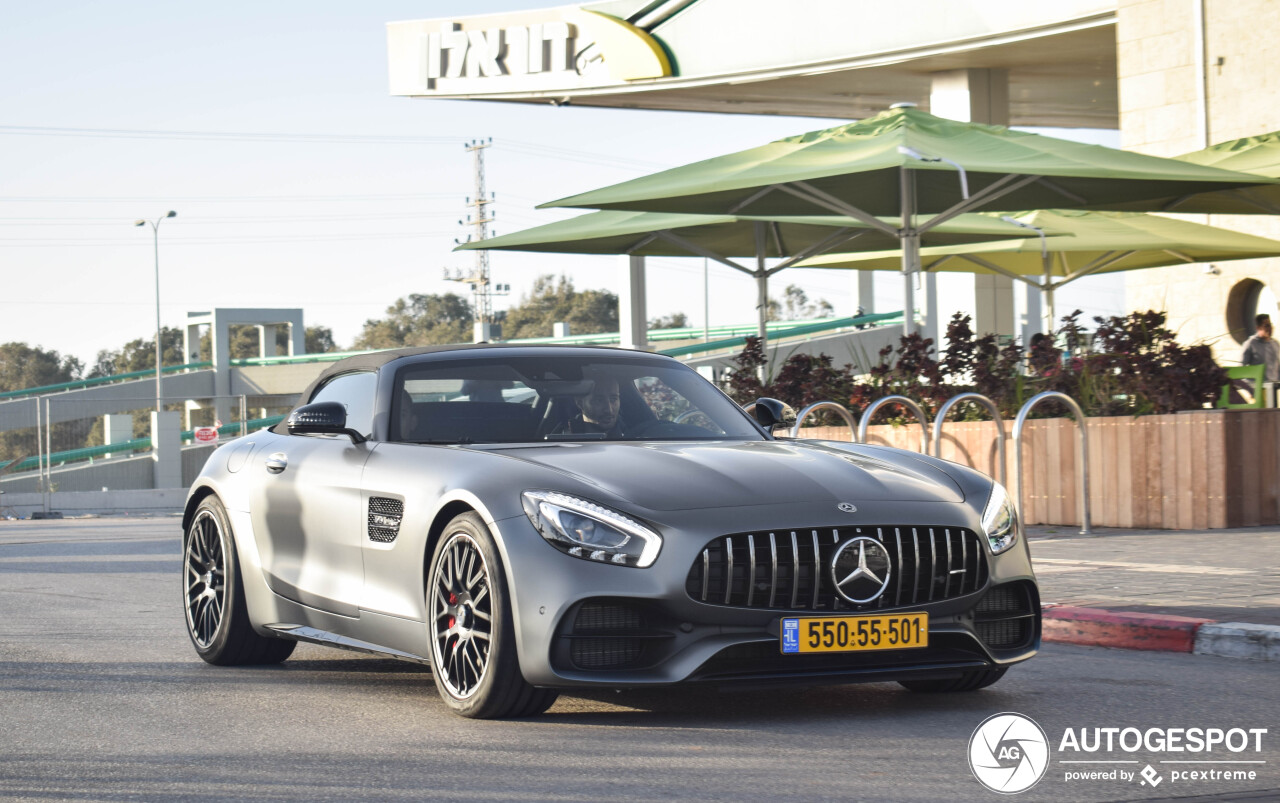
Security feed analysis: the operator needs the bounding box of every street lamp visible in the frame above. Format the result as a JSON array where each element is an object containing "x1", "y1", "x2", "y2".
[{"x1": 134, "y1": 211, "x2": 177, "y2": 420}]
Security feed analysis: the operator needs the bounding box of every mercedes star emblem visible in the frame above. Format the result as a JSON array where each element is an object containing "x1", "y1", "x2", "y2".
[
  {"x1": 830, "y1": 536, "x2": 892, "y2": 604},
  {"x1": 837, "y1": 502, "x2": 858, "y2": 513}
]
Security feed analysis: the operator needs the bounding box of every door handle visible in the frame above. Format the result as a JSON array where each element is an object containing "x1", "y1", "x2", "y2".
[{"x1": 265, "y1": 453, "x2": 288, "y2": 474}]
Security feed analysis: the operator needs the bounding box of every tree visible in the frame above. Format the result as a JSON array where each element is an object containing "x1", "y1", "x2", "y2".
[
  {"x1": 649, "y1": 312, "x2": 689, "y2": 330},
  {"x1": 0, "y1": 343, "x2": 83, "y2": 464},
  {"x1": 767, "y1": 284, "x2": 835, "y2": 321},
  {"x1": 0, "y1": 342, "x2": 83, "y2": 394},
  {"x1": 353, "y1": 293, "x2": 474, "y2": 349},
  {"x1": 502, "y1": 274, "x2": 619, "y2": 340},
  {"x1": 305, "y1": 325, "x2": 337, "y2": 354},
  {"x1": 89, "y1": 327, "x2": 185, "y2": 378}
]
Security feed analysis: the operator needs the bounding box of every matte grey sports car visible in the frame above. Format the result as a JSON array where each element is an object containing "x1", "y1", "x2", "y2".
[{"x1": 182, "y1": 345, "x2": 1039, "y2": 718}]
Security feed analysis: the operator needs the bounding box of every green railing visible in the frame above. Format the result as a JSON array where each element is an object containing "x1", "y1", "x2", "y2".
[
  {"x1": 658, "y1": 311, "x2": 902, "y2": 358},
  {"x1": 0, "y1": 361, "x2": 214, "y2": 401},
  {"x1": 10, "y1": 415, "x2": 286, "y2": 473},
  {"x1": 232, "y1": 349, "x2": 380, "y2": 367},
  {"x1": 506, "y1": 316, "x2": 873, "y2": 346},
  {"x1": 0, "y1": 348, "x2": 391, "y2": 402},
  {"x1": 1, "y1": 313, "x2": 904, "y2": 402}
]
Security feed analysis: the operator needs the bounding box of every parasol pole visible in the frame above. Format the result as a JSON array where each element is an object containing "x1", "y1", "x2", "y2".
[
  {"x1": 754, "y1": 221, "x2": 769, "y2": 381},
  {"x1": 899, "y1": 166, "x2": 920, "y2": 336}
]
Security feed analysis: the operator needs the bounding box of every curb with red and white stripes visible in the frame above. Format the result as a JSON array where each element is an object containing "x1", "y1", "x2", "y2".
[{"x1": 1041, "y1": 604, "x2": 1280, "y2": 662}]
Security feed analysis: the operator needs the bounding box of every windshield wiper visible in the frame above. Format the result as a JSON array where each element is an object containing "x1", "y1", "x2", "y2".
[{"x1": 544, "y1": 432, "x2": 607, "y2": 441}]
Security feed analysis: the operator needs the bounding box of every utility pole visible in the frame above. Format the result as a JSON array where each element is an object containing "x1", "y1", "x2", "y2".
[{"x1": 445, "y1": 138, "x2": 509, "y2": 341}]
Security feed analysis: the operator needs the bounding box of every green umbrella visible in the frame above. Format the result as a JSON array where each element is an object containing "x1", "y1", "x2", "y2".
[
  {"x1": 797, "y1": 209, "x2": 1280, "y2": 327},
  {"x1": 456, "y1": 209, "x2": 1048, "y2": 352},
  {"x1": 539, "y1": 105, "x2": 1274, "y2": 334},
  {"x1": 1161, "y1": 131, "x2": 1280, "y2": 213}
]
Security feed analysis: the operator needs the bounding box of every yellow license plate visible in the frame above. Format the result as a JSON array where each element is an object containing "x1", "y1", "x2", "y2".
[{"x1": 780, "y1": 613, "x2": 928, "y2": 654}]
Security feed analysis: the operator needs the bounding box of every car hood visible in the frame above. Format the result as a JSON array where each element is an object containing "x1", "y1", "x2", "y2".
[{"x1": 474, "y1": 439, "x2": 965, "y2": 512}]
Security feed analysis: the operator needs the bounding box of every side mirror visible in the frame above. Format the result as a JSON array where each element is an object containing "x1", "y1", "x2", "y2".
[
  {"x1": 287, "y1": 401, "x2": 367, "y2": 443},
  {"x1": 750, "y1": 397, "x2": 797, "y2": 435}
]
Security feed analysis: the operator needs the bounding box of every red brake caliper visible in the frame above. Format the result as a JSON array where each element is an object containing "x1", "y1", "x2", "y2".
[{"x1": 448, "y1": 592, "x2": 458, "y2": 643}]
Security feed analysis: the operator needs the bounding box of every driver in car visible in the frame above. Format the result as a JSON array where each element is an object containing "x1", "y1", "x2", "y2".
[{"x1": 558, "y1": 375, "x2": 625, "y2": 437}]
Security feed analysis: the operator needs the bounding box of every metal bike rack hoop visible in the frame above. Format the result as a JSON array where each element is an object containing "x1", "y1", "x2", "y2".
[
  {"x1": 1012, "y1": 391, "x2": 1091, "y2": 536},
  {"x1": 857, "y1": 395, "x2": 930, "y2": 453},
  {"x1": 789, "y1": 401, "x2": 857, "y2": 440},
  {"x1": 932, "y1": 392, "x2": 1007, "y2": 486}
]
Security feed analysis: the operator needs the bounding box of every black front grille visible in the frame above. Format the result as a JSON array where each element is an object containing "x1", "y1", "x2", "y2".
[
  {"x1": 686, "y1": 526, "x2": 988, "y2": 612},
  {"x1": 691, "y1": 636, "x2": 989, "y2": 682},
  {"x1": 367, "y1": 497, "x2": 403, "y2": 543}
]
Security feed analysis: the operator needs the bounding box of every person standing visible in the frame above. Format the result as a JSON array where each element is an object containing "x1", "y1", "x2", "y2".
[{"x1": 1242, "y1": 313, "x2": 1280, "y2": 382}]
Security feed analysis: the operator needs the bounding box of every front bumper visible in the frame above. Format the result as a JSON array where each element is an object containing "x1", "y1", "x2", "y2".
[{"x1": 490, "y1": 499, "x2": 1039, "y2": 689}]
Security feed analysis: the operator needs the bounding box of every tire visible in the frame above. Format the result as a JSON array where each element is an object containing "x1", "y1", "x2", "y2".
[
  {"x1": 183, "y1": 495, "x2": 295, "y2": 666},
  {"x1": 899, "y1": 667, "x2": 1007, "y2": 693},
  {"x1": 426, "y1": 512, "x2": 557, "y2": 719}
]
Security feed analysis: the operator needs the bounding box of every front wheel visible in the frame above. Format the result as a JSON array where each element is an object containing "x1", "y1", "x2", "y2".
[
  {"x1": 426, "y1": 512, "x2": 557, "y2": 718},
  {"x1": 183, "y1": 495, "x2": 295, "y2": 666},
  {"x1": 899, "y1": 666, "x2": 1007, "y2": 693}
]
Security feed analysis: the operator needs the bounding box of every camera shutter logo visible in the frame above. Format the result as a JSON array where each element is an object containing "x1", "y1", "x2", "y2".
[{"x1": 968, "y1": 712, "x2": 1050, "y2": 794}]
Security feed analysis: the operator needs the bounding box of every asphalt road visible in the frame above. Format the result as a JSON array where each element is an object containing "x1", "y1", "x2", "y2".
[{"x1": 1, "y1": 518, "x2": 1277, "y2": 803}]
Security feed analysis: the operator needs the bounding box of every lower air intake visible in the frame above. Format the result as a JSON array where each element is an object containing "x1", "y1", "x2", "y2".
[
  {"x1": 571, "y1": 638, "x2": 644, "y2": 669},
  {"x1": 566, "y1": 601, "x2": 654, "y2": 671},
  {"x1": 974, "y1": 581, "x2": 1038, "y2": 650}
]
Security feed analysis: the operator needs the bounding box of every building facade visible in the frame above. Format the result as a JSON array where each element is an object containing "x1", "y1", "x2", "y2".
[{"x1": 1120, "y1": 0, "x2": 1280, "y2": 359}]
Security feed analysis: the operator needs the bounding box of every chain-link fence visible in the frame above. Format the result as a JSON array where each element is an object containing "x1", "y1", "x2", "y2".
[{"x1": 0, "y1": 398, "x2": 44, "y2": 499}]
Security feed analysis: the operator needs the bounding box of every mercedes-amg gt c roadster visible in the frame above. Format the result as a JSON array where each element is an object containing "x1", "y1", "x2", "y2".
[{"x1": 182, "y1": 345, "x2": 1039, "y2": 718}]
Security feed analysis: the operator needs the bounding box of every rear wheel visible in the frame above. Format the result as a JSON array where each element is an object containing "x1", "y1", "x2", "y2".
[
  {"x1": 899, "y1": 667, "x2": 1007, "y2": 693},
  {"x1": 183, "y1": 495, "x2": 295, "y2": 666},
  {"x1": 426, "y1": 512, "x2": 557, "y2": 718}
]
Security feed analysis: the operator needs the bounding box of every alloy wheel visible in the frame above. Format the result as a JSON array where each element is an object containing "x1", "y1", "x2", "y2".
[
  {"x1": 431, "y1": 532, "x2": 493, "y2": 698},
  {"x1": 185, "y1": 509, "x2": 226, "y2": 649}
]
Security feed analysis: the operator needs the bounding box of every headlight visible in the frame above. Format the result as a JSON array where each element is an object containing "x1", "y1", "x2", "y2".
[
  {"x1": 521, "y1": 491, "x2": 662, "y2": 568},
  {"x1": 981, "y1": 482, "x2": 1018, "y2": 555}
]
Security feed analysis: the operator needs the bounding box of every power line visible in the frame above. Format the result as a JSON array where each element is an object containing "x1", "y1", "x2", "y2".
[
  {"x1": 0, "y1": 231, "x2": 461, "y2": 247},
  {"x1": 0, "y1": 212, "x2": 470, "y2": 226},
  {"x1": 0, "y1": 193, "x2": 459, "y2": 203},
  {"x1": 0, "y1": 125, "x2": 672, "y2": 170},
  {"x1": 0, "y1": 125, "x2": 464, "y2": 144}
]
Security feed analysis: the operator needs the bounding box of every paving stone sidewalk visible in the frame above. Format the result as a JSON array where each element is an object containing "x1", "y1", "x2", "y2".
[{"x1": 1027, "y1": 524, "x2": 1280, "y2": 627}]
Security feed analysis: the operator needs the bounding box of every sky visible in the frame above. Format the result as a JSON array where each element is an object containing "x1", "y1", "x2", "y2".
[{"x1": 1, "y1": 1, "x2": 1125, "y2": 368}]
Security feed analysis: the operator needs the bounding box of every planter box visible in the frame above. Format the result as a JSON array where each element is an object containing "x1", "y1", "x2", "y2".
[{"x1": 794, "y1": 408, "x2": 1280, "y2": 530}]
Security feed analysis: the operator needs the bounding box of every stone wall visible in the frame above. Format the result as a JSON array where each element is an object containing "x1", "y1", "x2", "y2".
[{"x1": 1119, "y1": 0, "x2": 1280, "y2": 364}]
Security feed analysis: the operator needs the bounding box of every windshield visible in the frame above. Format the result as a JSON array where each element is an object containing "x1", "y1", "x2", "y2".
[{"x1": 391, "y1": 354, "x2": 763, "y2": 444}]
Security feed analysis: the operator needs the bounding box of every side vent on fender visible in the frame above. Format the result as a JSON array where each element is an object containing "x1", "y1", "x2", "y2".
[{"x1": 368, "y1": 497, "x2": 404, "y2": 543}]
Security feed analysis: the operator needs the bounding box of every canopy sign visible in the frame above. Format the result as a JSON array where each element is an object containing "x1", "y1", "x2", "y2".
[{"x1": 388, "y1": 9, "x2": 672, "y2": 97}]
